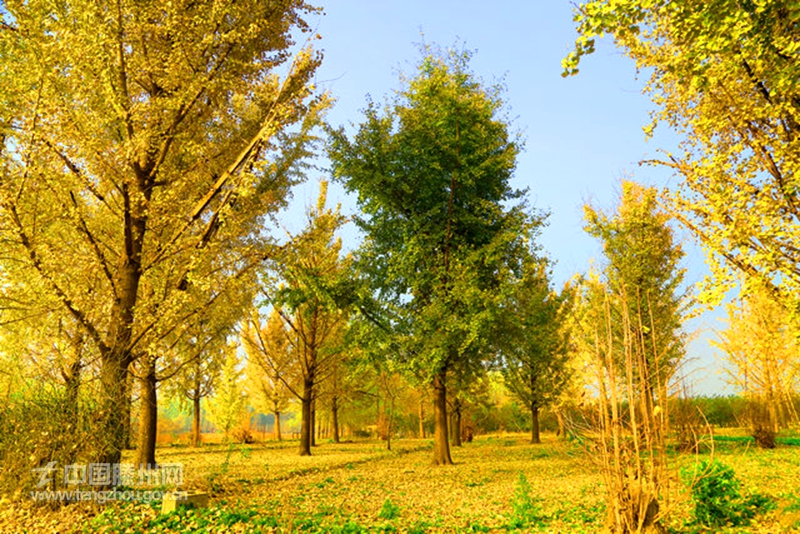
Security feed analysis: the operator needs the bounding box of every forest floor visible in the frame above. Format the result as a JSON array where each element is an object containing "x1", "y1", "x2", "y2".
[{"x1": 1, "y1": 431, "x2": 799, "y2": 533}]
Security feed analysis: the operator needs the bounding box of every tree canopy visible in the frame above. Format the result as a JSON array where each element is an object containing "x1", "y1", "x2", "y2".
[{"x1": 565, "y1": 0, "x2": 800, "y2": 311}]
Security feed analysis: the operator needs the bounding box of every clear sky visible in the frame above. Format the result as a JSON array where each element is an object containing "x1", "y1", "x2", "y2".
[{"x1": 280, "y1": 1, "x2": 733, "y2": 396}]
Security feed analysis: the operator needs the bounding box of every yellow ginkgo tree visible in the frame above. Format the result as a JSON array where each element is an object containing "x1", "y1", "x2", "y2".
[{"x1": 712, "y1": 282, "x2": 800, "y2": 443}]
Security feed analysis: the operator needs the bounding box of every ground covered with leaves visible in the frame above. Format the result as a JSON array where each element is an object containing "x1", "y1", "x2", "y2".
[{"x1": 1, "y1": 432, "x2": 799, "y2": 533}]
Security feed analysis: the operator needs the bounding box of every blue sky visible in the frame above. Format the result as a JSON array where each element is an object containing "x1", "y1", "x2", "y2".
[{"x1": 280, "y1": 1, "x2": 732, "y2": 395}]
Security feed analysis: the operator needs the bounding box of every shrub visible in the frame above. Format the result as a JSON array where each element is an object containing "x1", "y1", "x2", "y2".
[
  {"x1": 0, "y1": 386, "x2": 100, "y2": 497},
  {"x1": 230, "y1": 427, "x2": 255, "y2": 444},
  {"x1": 681, "y1": 459, "x2": 775, "y2": 528}
]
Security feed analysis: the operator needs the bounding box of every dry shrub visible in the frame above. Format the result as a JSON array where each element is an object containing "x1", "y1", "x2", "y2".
[
  {"x1": 672, "y1": 397, "x2": 705, "y2": 453},
  {"x1": 230, "y1": 427, "x2": 255, "y2": 444},
  {"x1": 0, "y1": 386, "x2": 100, "y2": 497}
]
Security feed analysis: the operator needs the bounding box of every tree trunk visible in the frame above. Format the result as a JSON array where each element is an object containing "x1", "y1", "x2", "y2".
[
  {"x1": 99, "y1": 183, "x2": 148, "y2": 466},
  {"x1": 432, "y1": 369, "x2": 453, "y2": 465},
  {"x1": 531, "y1": 404, "x2": 541, "y2": 444},
  {"x1": 418, "y1": 398, "x2": 425, "y2": 439},
  {"x1": 98, "y1": 353, "x2": 132, "y2": 467},
  {"x1": 311, "y1": 397, "x2": 317, "y2": 447},
  {"x1": 386, "y1": 394, "x2": 395, "y2": 451},
  {"x1": 135, "y1": 358, "x2": 158, "y2": 467},
  {"x1": 274, "y1": 411, "x2": 282, "y2": 441},
  {"x1": 121, "y1": 373, "x2": 133, "y2": 450},
  {"x1": 191, "y1": 394, "x2": 202, "y2": 447},
  {"x1": 63, "y1": 358, "x2": 81, "y2": 417},
  {"x1": 299, "y1": 379, "x2": 313, "y2": 456},
  {"x1": 451, "y1": 399, "x2": 463, "y2": 447},
  {"x1": 331, "y1": 396, "x2": 340, "y2": 444}
]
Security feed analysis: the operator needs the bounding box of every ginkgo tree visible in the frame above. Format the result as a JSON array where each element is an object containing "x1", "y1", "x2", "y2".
[
  {"x1": 565, "y1": 0, "x2": 800, "y2": 312},
  {"x1": 329, "y1": 45, "x2": 534, "y2": 465},
  {"x1": 0, "y1": 0, "x2": 326, "y2": 467},
  {"x1": 243, "y1": 309, "x2": 296, "y2": 442},
  {"x1": 244, "y1": 182, "x2": 350, "y2": 456},
  {"x1": 500, "y1": 255, "x2": 574, "y2": 445},
  {"x1": 713, "y1": 281, "x2": 800, "y2": 440}
]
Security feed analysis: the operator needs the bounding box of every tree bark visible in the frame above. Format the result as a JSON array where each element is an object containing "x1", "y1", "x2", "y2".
[
  {"x1": 531, "y1": 404, "x2": 541, "y2": 444},
  {"x1": 432, "y1": 369, "x2": 453, "y2": 465},
  {"x1": 63, "y1": 358, "x2": 81, "y2": 417},
  {"x1": 418, "y1": 398, "x2": 425, "y2": 439},
  {"x1": 274, "y1": 411, "x2": 282, "y2": 441},
  {"x1": 191, "y1": 394, "x2": 202, "y2": 447},
  {"x1": 331, "y1": 396, "x2": 340, "y2": 443},
  {"x1": 121, "y1": 373, "x2": 132, "y2": 450},
  {"x1": 311, "y1": 397, "x2": 317, "y2": 447},
  {"x1": 98, "y1": 354, "x2": 133, "y2": 467},
  {"x1": 299, "y1": 379, "x2": 313, "y2": 456},
  {"x1": 99, "y1": 180, "x2": 149, "y2": 466},
  {"x1": 451, "y1": 398, "x2": 463, "y2": 447},
  {"x1": 135, "y1": 358, "x2": 158, "y2": 467}
]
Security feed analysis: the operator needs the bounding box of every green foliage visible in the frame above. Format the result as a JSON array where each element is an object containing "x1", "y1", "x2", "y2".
[
  {"x1": 500, "y1": 255, "x2": 574, "y2": 429},
  {"x1": 88, "y1": 502, "x2": 279, "y2": 534},
  {"x1": 378, "y1": 498, "x2": 401, "y2": 520},
  {"x1": 328, "y1": 43, "x2": 538, "y2": 384},
  {"x1": 507, "y1": 472, "x2": 546, "y2": 530},
  {"x1": 681, "y1": 459, "x2": 775, "y2": 528},
  {"x1": 207, "y1": 345, "x2": 246, "y2": 438}
]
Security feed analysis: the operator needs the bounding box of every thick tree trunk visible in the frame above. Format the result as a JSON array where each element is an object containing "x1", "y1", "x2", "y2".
[
  {"x1": 98, "y1": 353, "x2": 133, "y2": 467},
  {"x1": 191, "y1": 395, "x2": 202, "y2": 447},
  {"x1": 135, "y1": 358, "x2": 158, "y2": 467},
  {"x1": 63, "y1": 358, "x2": 81, "y2": 417},
  {"x1": 531, "y1": 404, "x2": 541, "y2": 444},
  {"x1": 121, "y1": 373, "x2": 132, "y2": 450},
  {"x1": 99, "y1": 183, "x2": 148, "y2": 466},
  {"x1": 418, "y1": 398, "x2": 425, "y2": 439},
  {"x1": 432, "y1": 370, "x2": 453, "y2": 465},
  {"x1": 299, "y1": 380, "x2": 313, "y2": 456},
  {"x1": 331, "y1": 396, "x2": 340, "y2": 444},
  {"x1": 274, "y1": 411, "x2": 282, "y2": 441}
]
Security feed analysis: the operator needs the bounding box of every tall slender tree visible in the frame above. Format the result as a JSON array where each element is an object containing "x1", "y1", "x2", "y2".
[
  {"x1": 246, "y1": 182, "x2": 349, "y2": 456},
  {"x1": 584, "y1": 181, "x2": 687, "y2": 416},
  {"x1": 501, "y1": 257, "x2": 574, "y2": 444},
  {"x1": 329, "y1": 45, "x2": 533, "y2": 465}
]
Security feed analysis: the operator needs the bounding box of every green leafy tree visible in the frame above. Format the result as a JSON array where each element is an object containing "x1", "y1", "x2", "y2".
[
  {"x1": 329, "y1": 45, "x2": 534, "y2": 464},
  {"x1": 501, "y1": 256, "x2": 574, "y2": 444},
  {"x1": 0, "y1": 0, "x2": 325, "y2": 466},
  {"x1": 565, "y1": 0, "x2": 800, "y2": 311},
  {"x1": 577, "y1": 181, "x2": 688, "y2": 532}
]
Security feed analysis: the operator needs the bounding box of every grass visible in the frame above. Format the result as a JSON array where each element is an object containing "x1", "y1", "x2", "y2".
[{"x1": 1, "y1": 432, "x2": 798, "y2": 533}]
